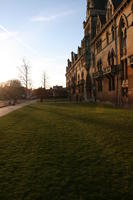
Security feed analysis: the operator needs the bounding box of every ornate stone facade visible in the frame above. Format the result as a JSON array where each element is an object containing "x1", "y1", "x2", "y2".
[{"x1": 66, "y1": 0, "x2": 133, "y2": 106}]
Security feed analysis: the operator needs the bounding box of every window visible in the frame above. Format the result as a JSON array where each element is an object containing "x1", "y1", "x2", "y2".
[
  {"x1": 82, "y1": 84, "x2": 84, "y2": 93},
  {"x1": 110, "y1": 5, "x2": 113, "y2": 17},
  {"x1": 85, "y1": 35, "x2": 89, "y2": 48},
  {"x1": 92, "y1": 52, "x2": 95, "y2": 67},
  {"x1": 96, "y1": 39, "x2": 102, "y2": 53},
  {"x1": 108, "y1": 49, "x2": 115, "y2": 66},
  {"x1": 132, "y1": 3, "x2": 133, "y2": 12},
  {"x1": 97, "y1": 59, "x2": 102, "y2": 71},
  {"x1": 78, "y1": 86, "x2": 80, "y2": 93},
  {"x1": 108, "y1": 52, "x2": 111, "y2": 66},
  {"x1": 107, "y1": 9, "x2": 110, "y2": 21},
  {"x1": 106, "y1": 31, "x2": 109, "y2": 45},
  {"x1": 111, "y1": 26, "x2": 115, "y2": 40},
  {"x1": 106, "y1": 2, "x2": 114, "y2": 21},
  {"x1": 78, "y1": 74, "x2": 80, "y2": 81},
  {"x1": 108, "y1": 77, "x2": 115, "y2": 91},
  {"x1": 125, "y1": 59, "x2": 128, "y2": 80},
  {"x1": 119, "y1": 17, "x2": 127, "y2": 57},
  {"x1": 111, "y1": 49, "x2": 115, "y2": 66},
  {"x1": 131, "y1": 4, "x2": 133, "y2": 26},
  {"x1": 81, "y1": 71, "x2": 84, "y2": 80},
  {"x1": 108, "y1": 78, "x2": 112, "y2": 91},
  {"x1": 112, "y1": 77, "x2": 115, "y2": 91},
  {"x1": 121, "y1": 60, "x2": 124, "y2": 81},
  {"x1": 98, "y1": 80, "x2": 102, "y2": 92},
  {"x1": 97, "y1": 19, "x2": 101, "y2": 34}
]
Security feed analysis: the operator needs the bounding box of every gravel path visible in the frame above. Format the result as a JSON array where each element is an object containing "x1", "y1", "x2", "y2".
[{"x1": 0, "y1": 100, "x2": 36, "y2": 117}]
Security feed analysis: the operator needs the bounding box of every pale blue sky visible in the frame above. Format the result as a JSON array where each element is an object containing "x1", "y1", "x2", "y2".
[{"x1": 0, "y1": 0, "x2": 86, "y2": 88}]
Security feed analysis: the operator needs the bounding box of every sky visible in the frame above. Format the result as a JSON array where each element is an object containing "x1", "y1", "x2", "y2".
[{"x1": 0, "y1": 0, "x2": 86, "y2": 88}]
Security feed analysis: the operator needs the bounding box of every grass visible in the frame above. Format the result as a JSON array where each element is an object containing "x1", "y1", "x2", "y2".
[{"x1": 0, "y1": 102, "x2": 133, "y2": 200}]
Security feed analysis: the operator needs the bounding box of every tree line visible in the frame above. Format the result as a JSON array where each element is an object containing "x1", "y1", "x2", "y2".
[{"x1": 0, "y1": 58, "x2": 48, "y2": 104}]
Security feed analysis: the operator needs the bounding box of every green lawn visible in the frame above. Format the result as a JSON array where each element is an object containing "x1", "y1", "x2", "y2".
[{"x1": 0, "y1": 102, "x2": 133, "y2": 200}]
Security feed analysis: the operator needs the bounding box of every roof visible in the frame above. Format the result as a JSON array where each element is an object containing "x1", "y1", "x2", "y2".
[
  {"x1": 93, "y1": 0, "x2": 107, "y2": 10},
  {"x1": 112, "y1": 0, "x2": 123, "y2": 9},
  {"x1": 93, "y1": 0, "x2": 123, "y2": 10}
]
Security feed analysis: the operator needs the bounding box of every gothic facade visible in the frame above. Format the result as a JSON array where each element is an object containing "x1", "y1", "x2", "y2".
[{"x1": 66, "y1": 0, "x2": 133, "y2": 106}]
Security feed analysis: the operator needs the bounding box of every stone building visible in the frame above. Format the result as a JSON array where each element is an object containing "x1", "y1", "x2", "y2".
[
  {"x1": 66, "y1": 40, "x2": 90, "y2": 101},
  {"x1": 52, "y1": 86, "x2": 67, "y2": 99},
  {"x1": 66, "y1": 0, "x2": 133, "y2": 106}
]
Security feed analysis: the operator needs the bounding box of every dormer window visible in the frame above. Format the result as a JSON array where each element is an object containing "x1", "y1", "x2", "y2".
[
  {"x1": 106, "y1": 0, "x2": 114, "y2": 21},
  {"x1": 86, "y1": 0, "x2": 93, "y2": 20}
]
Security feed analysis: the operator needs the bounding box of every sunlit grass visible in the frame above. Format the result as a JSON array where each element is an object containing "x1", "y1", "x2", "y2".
[{"x1": 0, "y1": 102, "x2": 133, "y2": 199}]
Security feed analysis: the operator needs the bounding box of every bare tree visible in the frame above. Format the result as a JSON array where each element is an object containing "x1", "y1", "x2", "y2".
[
  {"x1": 39, "y1": 72, "x2": 49, "y2": 102},
  {"x1": 42, "y1": 71, "x2": 48, "y2": 89},
  {"x1": 18, "y1": 58, "x2": 31, "y2": 99},
  {"x1": 0, "y1": 79, "x2": 25, "y2": 105}
]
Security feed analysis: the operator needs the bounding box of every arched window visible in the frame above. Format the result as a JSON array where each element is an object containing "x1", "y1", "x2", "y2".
[
  {"x1": 78, "y1": 74, "x2": 80, "y2": 81},
  {"x1": 97, "y1": 59, "x2": 102, "y2": 71},
  {"x1": 111, "y1": 25, "x2": 115, "y2": 40},
  {"x1": 131, "y1": 4, "x2": 133, "y2": 25},
  {"x1": 81, "y1": 71, "x2": 84, "y2": 80},
  {"x1": 106, "y1": 31, "x2": 109, "y2": 45},
  {"x1": 72, "y1": 76, "x2": 76, "y2": 94},
  {"x1": 119, "y1": 16, "x2": 127, "y2": 57},
  {"x1": 97, "y1": 24, "x2": 100, "y2": 33},
  {"x1": 108, "y1": 50, "x2": 115, "y2": 66},
  {"x1": 132, "y1": 3, "x2": 133, "y2": 11},
  {"x1": 110, "y1": 4, "x2": 113, "y2": 17},
  {"x1": 111, "y1": 49, "x2": 115, "y2": 66},
  {"x1": 96, "y1": 39, "x2": 102, "y2": 53},
  {"x1": 92, "y1": 52, "x2": 95, "y2": 67},
  {"x1": 99, "y1": 60, "x2": 101, "y2": 70},
  {"x1": 107, "y1": 9, "x2": 110, "y2": 20},
  {"x1": 106, "y1": 2, "x2": 114, "y2": 21},
  {"x1": 108, "y1": 51, "x2": 111, "y2": 66}
]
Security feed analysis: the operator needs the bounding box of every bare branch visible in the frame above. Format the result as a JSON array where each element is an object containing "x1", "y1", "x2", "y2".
[
  {"x1": 42, "y1": 71, "x2": 48, "y2": 89},
  {"x1": 18, "y1": 58, "x2": 31, "y2": 98}
]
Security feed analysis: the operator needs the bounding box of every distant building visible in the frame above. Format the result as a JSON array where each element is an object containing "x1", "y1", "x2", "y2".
[
  {"x1": 46, "y1": 86, "x2": 67, "y2": 99},
  {"x1": 52, "y1": 86, "x2": 67, "y2": 98},
  {"x1": 32, "y1": 86, "x2": 67, "y2": 100},
  {"x1": 66, "y1": 0, "x2": 133, "y2": 106}
]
